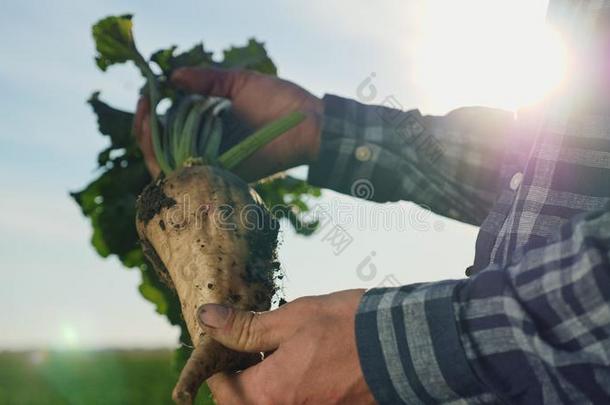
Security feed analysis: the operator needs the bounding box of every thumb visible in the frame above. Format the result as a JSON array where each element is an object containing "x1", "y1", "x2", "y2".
[
  {"x1": 197, "y1": 304, "x2": 285, "y2": 353},
  {"x1": 171, "y1": 67, "x2": 247, "y2": 99}
]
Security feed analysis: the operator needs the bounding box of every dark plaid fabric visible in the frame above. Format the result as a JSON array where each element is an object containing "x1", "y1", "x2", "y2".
[{"x1": 307, "y1": 1, "x2": 610, "y2": 403}]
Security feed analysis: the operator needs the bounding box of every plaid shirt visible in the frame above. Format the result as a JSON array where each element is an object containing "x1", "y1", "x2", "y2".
[{"x1": 307, "y1": 1, "x2": 610, "y2": 403}]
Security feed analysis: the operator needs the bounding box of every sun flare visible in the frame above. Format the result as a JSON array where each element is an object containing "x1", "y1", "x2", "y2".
[{"x1": 411, "y1": 0, "x2": 567, "y2": 113}]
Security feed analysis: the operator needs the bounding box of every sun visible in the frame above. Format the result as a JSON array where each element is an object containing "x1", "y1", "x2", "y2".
[{"x1": 410, "y1": 0, "x2": 568, "y2": 113}]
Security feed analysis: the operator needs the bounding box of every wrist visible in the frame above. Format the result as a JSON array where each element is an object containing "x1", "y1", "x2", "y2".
[{"x1": 302, "y1": 96, "x2": 323, "y2": 165}]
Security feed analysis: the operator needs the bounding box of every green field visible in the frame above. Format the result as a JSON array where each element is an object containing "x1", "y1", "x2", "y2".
[{"x1": 0, "y1": 350, "x2": 213, "y2": 405}]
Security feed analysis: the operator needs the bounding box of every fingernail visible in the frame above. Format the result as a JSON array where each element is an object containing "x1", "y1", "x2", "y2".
[{"x1": 198, "y1": 304, "x2": 231, "y2": 329}]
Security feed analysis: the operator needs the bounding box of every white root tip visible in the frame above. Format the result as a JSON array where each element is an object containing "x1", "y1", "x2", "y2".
[{"x1": 172, "y1": 344, "x2": 210, "y2": 405}]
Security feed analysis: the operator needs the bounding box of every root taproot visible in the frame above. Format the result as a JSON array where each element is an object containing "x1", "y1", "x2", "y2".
[
  {"x1": 172, "y1": 340, "x2": 262, "y2": 404},
  {"x1": 135, "y1": 165, "x2": 279, "y2": 404}
]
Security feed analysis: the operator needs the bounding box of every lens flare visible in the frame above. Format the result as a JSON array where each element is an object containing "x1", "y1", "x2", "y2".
[
  {"x1": 59, "y1": 324, "x2": 80, "y2": 349},
  {"x1": 411, "y1": 0, "x2": 568, "y2": 112}
]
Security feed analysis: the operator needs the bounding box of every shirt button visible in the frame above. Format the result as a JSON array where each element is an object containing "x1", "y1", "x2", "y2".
[
  {"x1": 509, "y1": 172, "x2": 524, "y2": 191},
  {"x1": 355, "y1": 146, "x2": 372, "y2": 162}
]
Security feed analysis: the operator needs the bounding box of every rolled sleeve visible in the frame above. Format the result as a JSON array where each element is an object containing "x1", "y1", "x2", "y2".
[
  {"x1": 308, "y1": 94, "x2": 518, "y2": 225},
  {"x1": 355, "y1": 206, "x2": 610, "y2": 404},
  {"x1": 355, "y1": 283, "x2": 495, "y2": 404},
  {"x1": 307, "y1": 94, "x2": 428, "y2": 203}
]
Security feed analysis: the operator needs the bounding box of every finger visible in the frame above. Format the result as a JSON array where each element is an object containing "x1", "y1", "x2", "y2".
[
  {"x1": 139, "y1": 110, "x2": 162, "y2": 178},
  {"x1": 140, "y1": 108, "x2": 150, "y2": 145},
  {"x1": 206, "y1": 370, "x2": 261, "y2": 405},
  {"x1": 133, "y1": 96, "x2": 150, "y2": 142},
  {"x1": 171, "y1": 67, "x2": 247, "y2": 99},
  {"x1": 207, "y1": 348, "x2": 284, "y2": 405},
  {"x1": 197, "y1": 304, "x2": 291, "y2": 353}
]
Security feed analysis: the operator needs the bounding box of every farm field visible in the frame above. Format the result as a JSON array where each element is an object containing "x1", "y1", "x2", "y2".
[{"x1": 0, "y1": 350, "x2": 212, "y2": 405}]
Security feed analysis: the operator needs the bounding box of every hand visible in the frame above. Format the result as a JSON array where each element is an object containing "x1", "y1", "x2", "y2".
[
  {"x1": 197, "y1": 290, "x2": 376, "y2": 405},
  {"x1": 133, "y1": 68, "x2": 323, "y2": 180},
  {"x1": 133, "y1": 97, "x2": 161, "y2": 178}
]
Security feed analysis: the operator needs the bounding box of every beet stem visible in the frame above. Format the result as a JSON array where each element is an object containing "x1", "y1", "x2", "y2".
[{"x1": 218, "y1": 111, "x2": 305, "y2": 170}]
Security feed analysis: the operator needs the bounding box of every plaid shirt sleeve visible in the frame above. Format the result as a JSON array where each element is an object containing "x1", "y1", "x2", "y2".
[
  {"x1": 307, "y1": 94, "x2": 519, "y2": 225},
  {"x1": 356, "y1": 206, "x2": 610, "y2": 404}
]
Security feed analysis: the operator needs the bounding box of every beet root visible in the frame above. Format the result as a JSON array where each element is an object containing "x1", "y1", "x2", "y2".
[{"x1": 136, "y1": 165, "x2": 279, "y2": 404}]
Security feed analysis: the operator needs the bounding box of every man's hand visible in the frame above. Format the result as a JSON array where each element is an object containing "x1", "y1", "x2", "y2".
[
  {"x1": 133, "y1": 68, "x2": 323, "y2": 180},
  {"x1": 197, "y1": 290, "x2": 376, "y2": 405}
]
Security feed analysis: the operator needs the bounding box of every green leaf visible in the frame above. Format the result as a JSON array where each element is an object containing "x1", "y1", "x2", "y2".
[
  {"x1": 221, "y1": 38, "x2": 277, "y2": 75},
  {"x1": 254, "y1": 175, "x2": 321, "y2": 235},
  {"x1": 151, "y1": 43, "x2": 214, "y2": 77},
  {"x1": 72, "y1": 93, "x2": 151, "y2": 263},
  {"x1": 88, "y1": 92, "x2": 134, "y2": 150},
  {"x1": 173, "y1": 44, "x2": 214, "y2": 70},
  {"x1": 150, "y1": 46, "x2": 177, "y2": 73},
  {"x1": 96, "y1": 147, "x2": 113, "y2": 167},
  {"x1": 92, "y1": 14, "x2": 137, "y2": 71},
  {"x1": 71, "y1": 160, "x2": 149, "y2": 261},
  {"x1": 138, "y1": 267, "x2": 169, "y2": 315}
]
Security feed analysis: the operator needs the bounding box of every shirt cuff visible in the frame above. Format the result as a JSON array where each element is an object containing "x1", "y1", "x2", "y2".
[
  {"x1": 307, "y1": 94, "x2": 425, "y2": 202},
  {"x1": 355, "y1": 282, "x2": 492, "y2": 404}
]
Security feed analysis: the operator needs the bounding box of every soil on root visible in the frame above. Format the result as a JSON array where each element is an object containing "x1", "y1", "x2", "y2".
[
  {"x1": 136, "y1": 168, "x2": 283, "y2": 309},
  {"x1": 243, "y1": 202, "x2": 282, "y2": 307},
  {"x1": 136, "y1": 177, "x2": 176, "y2": 225},
  {"x1": 140, "y1": 237, "x2": 175, "y2": 291}
]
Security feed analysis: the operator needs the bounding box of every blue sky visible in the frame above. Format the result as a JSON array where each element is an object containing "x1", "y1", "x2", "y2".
[{"x1": 0, "y1": 0, "x2": 555, "y2": 349}]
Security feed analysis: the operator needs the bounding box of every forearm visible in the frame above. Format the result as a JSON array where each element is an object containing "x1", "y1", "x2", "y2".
[
  {"x1": 308, "y1": 95, "x2": 520, "y2": 225},
  {"x1": 356, "y1": 206, "x2": 610, "y2": 404},
  {"x1": 356, "y1": 281, "x2": 495, "y2": 404}
]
